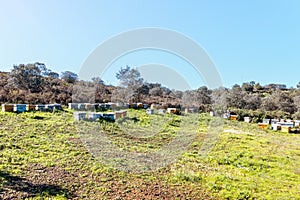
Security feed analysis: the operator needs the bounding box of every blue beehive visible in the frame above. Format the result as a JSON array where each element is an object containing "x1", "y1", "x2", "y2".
[
  {"x1": 36, "y1": 105, "x2": 46, "y2": 111},
  {"x1": 74, "y1": 112, "x2": 87, "y2": 121},
  {"x1": 88, "y1": 112, "x2": 102, "y2": 120},
  {"x1": 46, "y1": 104, "x2": 54, "y2": 112},
  {"x1": 102, "y1": 113, "x2": 115, "y2": 121},
  {"x1": 52, "y1": 104, "x2": 62, "y2": 110},
  {"x1": 94, "y1": 104, "x2": 100, "y2": 110},
  {"x1": 46, "y1": 104, "x2": 62, "y2": 111},
  {"x1": 146, "y1": 108, "x2": 154, "y2": 115},
  {"x1": 78, "y1": 104, "x2": 86, "y2": 110},
  {"x1": 13, "y1": 104, "x2": 26, "y2": 113},
  {"x1": 158, "y1": 109, "x2": 166, "y2": 114},
  {"x1": 68, "y1": 103, "x2": 79, "y2": 110},
  {"x1": 104, "y1": 104, "x2": 111, "y2": 109}
]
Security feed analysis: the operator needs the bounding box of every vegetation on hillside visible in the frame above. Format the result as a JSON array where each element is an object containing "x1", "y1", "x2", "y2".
[{"x1": 1, "y1": 63, "x2": 300, "y2": 120}]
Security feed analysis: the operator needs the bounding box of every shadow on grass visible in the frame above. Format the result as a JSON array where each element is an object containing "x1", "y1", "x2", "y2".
[{"x1": 0, "y1": 171, "x2": 73, "y2": 198}]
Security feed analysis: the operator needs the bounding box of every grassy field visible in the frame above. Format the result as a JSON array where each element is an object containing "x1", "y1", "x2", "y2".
[{"x1": 0, "y1": 109, "x2": 299, "y2": 199}]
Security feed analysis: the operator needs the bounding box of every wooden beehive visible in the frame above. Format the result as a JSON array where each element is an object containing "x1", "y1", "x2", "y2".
[
  {"x1": 2, "y1": 104, "x2": 14, "y2": 112},
  {"x1": 230, "y1": 115, "x2": 238, "y2": 121},
  {"x1": 114, "y1": 110, "x2": 127, "y2": 119},
  {"x1": 167, "y1": 108, "x2": 180, "y2": 115},
  {"x1": 258, "y1": 123, "x2": 268, "y2": 129},
  {"x1": 137, "y1": 102, "x2": 144, "y2": 108},
  {"x1": 85, "y1": 103, "x2": 94, "y2": 110},
  {"x1": 26, "y1": 104, "x2": 36, "y2": 111},
  {"x1": 281, "y1": 126, "x2": 291, "y2": 133}
]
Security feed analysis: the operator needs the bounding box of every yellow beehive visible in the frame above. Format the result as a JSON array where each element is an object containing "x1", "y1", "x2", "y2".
[
  {"x1": 281, "y1": 126, "x2": 291, "y2": 133},
  {"x1": 230, "y1": 115, "x2": 238, "y2": 121},
  {"x1": 258, "y1": 123, "x2": 268, "y2": 129}
]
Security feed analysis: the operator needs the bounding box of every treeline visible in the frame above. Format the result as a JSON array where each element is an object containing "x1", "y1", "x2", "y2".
[
  {"x1": 0, "y1": 63, "x2": 113, "y2": 104},
  {"x1": 1, "y1": 63, "x2": 300, "y2": 119}
]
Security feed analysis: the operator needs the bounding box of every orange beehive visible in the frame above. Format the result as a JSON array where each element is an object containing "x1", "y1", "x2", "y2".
[
  {"x1": 230, "y1": 115, "x2": 238, "y2": 121},
  {"x1": 258, "y1": 123, "x2": 268, "y2": 129}
]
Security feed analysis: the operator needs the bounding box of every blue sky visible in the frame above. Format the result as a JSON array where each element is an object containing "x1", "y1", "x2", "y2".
[{"x1": 1, "y1": 0, "x2": 300, "y2": 90}]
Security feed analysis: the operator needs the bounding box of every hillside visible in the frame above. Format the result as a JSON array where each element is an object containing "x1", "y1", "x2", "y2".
[
  {"x1": 2, "y1": 64, "x2": 300, "y2": 122},
  {"x1": 0, "y1": 110, "x2": 299, "y2": 199}
]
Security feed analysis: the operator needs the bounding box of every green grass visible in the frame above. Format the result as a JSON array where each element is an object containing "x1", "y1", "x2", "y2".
[{"x1": 0, "y1": 110, "x2": 299, "y2": 199}]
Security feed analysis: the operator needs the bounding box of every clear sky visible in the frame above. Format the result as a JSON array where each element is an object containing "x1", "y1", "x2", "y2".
[{"x1": 1, "y1": 0, "x2": 300, "y2": 90}]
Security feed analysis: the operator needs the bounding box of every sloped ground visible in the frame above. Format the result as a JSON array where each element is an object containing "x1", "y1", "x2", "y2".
[{"x1": 0, "y1": 110, "x2": 299, "y2": 199}]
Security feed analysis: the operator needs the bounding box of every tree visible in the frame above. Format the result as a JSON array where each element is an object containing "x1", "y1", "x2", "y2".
[
  {"x1": 136, "y1": 84, "x2": 149, "y2": 96},
  {"x1": 293, "y1": 95, "x2": 300, "y2": 112},
  {"x1": 173, "y1": 90, "x2": 183, "y2": 99},
  {"x1": 250, "y1": 81, "x2": 256, "y2": 86},
  {"x1": 182, "y1": 90, "x2": 197, "y2": 108},
  {"x1": 48, "y1": 71, "x2": 60, "y2": 79},
  {"x1": 34, "y1": 62, "x2": 51, "y2": 76},
  {"x1": 195, "y1": 86, "x2": 211, "y2": 105},
  {"x1": 111, "y1": 87, "x2": 134, "y2": 103},
  {"x1": 265, "y1": 83, "x2": 287, "y2": 90},
  {"x1": 114, "y1": 66, "x2": 144, "y2": 102},
  {"x1": 149, "y1": 86, "x2": 163, "y2": 96},
  {"x1": 296, "y1": 82, "x2": 300, "y2": 89},
  {"x1": 61, "y1": 71, "x2": 78, "y2": 83},
  {"x1": 261, "y1": 91, "x2": 296, "y2": 113},
  {"x1": 243, "y1": 93, "x2": 261, "y2": 110},
  {"x1": 253, "y1": 82, "x2": 263, "y2": 92},
  {"x1": 116, "y1": 66, "x2": 143, "y2": 87},
  {"x1": 8, "y1": 63, "x2": 44, "y2": 93},
  {"x1": 241, "y1": 82, "x2": 254, "y2": 92},
  {"x1": 227, "y1": 84, "x2": 247, "y2": 109},
  {"x1": 211, "y1": 87, "x2": 228, "y2": 115},
  {"x1": 92, "y1": 77, "x2": 104, "y2": 85}
]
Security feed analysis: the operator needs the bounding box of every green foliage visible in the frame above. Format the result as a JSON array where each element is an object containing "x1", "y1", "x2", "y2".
[{"x1": 168, "y1": 119, "x2": 300, "y2": 199}]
